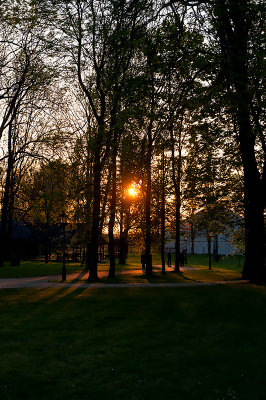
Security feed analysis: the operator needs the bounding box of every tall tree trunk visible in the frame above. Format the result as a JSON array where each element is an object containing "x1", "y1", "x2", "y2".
[
  {"x1": 119, "y1": 231, "x2": 128, "y2": 265},
  {"x1": 44, "y1": 226, "x2": 50, "y2": 264},
  {"x1": 44, "y1": 200, "x2": 50, "y2": 264},
  {"x1": 174, "y1": 192, "x2": 181, "y2": 273},
  {"x1": 145, "y1": 141, "x2": 152, "y2": 276},
  {"x1": 170, "y1": 125, "x2": 181, "y2": 273},
  {"x1": 88, "y1": 130, "x2": 103, "y2": 282},
  {"x1": 84, "y1": 147, "x2": 93, "y2": 272},
  {"x1": 161, "y1": 142, "x2": 166, "y2": 274},
  {"x1": 119, "y1": 196, "x2": 129, "y2": 265},
  {"x1": 239, "y1": 111, "x2": 265, "y2": 282},
  {"x1": 108, "y1": 155, "x2": 117, "y2": 279},
  {"x1": 99, "y1": 168, "x2": 111, "y2": 235},
  {"x1": 118, "y1": 159, "x2": 127, "y2": 265},
  {"x1": 108, "y1": 109, "x2": 120, "y2": 278},
  {"x1": 242, "y1": 201, "x2": 265, "y2": 282},
  {"x1": 0, "y1": 127, "x2": 14, "y2": 266},
  {"x1": 213, "y1": 234, "x2": 219, "y2": 261},
  {"x1": 207, "y1": 234, "x2": 212, "y2": 270},
  {"x1": 214, "y1": 0, "x2": 266, "y2": 282},
  {"x1": 235, "y1": 63, "x2": 265, "y2": 282},
  {"x1": 7, "y1": 190, "x2": 15, "y2": 262},
  {"x1": 119, "y1": 207, "x2": 125, "y2": 265},
  {"x1": 85, "y1": 239, "x2": 92, "y2": 271},
  {"x1": 190, "y1": 222, "x2": 195, "y2": 255}
]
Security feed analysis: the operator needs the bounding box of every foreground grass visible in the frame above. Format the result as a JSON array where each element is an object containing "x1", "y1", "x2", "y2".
[{"x1": 0, "y1": 285, "x2": 265, "y2": 400}]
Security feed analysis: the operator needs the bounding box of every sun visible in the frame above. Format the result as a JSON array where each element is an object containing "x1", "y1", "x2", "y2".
[{"x1": 127, "y1": 185, "x2": 138, "y2": 198}]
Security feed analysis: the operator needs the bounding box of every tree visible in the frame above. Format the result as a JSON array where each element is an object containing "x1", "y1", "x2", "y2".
[
  {"x1": 169, "y1": 0, "x2": 265, "y2": 282},
  {"x1": 158, "y1": 15, "x2": 207, "y2": 272},
  {"x1": 0, "y1": 3, "x2": 56, "y2": 265},
  {"x1": 20, "y1": 160, "x2": 70, "y2": 262},
  {"x1": 183, "y1": 118, "x2": 244, "y2": 265},
  {"x1": 51, "y1": 0, "x2": 153, "y2": 281},
  {"x1": 210, "y1": 0, "x2": 266, "y2": 282}
]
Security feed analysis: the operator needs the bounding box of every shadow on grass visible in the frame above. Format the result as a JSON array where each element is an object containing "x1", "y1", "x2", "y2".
[
  {"x1": 62, "y1": 264, "x2": 244, "y2": 285},
  {"x1": 75, "y1": 270, "x2": 199, "y2": 285},
  {"x1": 69, "y1": 271, "x2": 89, "y2": 283}
]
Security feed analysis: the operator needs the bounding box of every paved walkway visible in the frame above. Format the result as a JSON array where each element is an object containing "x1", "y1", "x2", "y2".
[{"x1": 0, "y1": 269, "x2": 248, "y2": 289}]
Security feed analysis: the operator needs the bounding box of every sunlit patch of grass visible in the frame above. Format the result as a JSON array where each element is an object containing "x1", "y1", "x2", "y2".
[
  {"x1": 0, "y1": 253, "x2": 244, "y2": 281},
  {"x1": 182, "y1": 266, "x2": 242, "y2": 282},
  {"x1": 65, "y1": 265, "x2": 242, "y2": 285}
]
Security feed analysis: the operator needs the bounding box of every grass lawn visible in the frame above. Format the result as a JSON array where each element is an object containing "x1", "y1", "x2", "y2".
[
  {"x1": 0, "y1": 260, "x2": 82, "y2": 278},
  {"x1": 69, "y1": 252, "x2": 243, "y2": 284},
  {"x1": 0, "y1": 285, "x2": 265, "y2": 400},
  {"x1": 0, "y1": 253, "x2": 244, "y2": 283},
  {"x1": 186, "y1": 254, "x2": 245, "y2": 271}
]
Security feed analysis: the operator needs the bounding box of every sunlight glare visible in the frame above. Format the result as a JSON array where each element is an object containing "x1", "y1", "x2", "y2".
[{"x1": 128, "y1": 186, "x2": 138, "y2": 198}]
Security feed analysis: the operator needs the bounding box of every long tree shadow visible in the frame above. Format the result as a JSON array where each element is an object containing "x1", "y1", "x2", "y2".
[
  {"x1": 68, "y1": 270, "x2": 89, "y2": 283},
  {"x1": 1, "y1": 283, "x2": 95, "y2": 330}
]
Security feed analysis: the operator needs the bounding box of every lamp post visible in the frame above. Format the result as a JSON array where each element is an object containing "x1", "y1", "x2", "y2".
[{"x1": 60, "y1": 212, "x2": 67, "y2": 282}]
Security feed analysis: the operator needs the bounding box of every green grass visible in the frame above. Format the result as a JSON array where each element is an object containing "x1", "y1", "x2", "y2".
[
  {"x1": 126, "y1": 253, "x2": 245, "y2": 270},
  {"x1": 186, "y1": 254, "x2": 245, "y2": 270},
  {"x1": 99, "y1": 253, "x2": 245, "y2": 273},
  {"x1": 83, "y1": 268, "x2": 242, "y2": 285},
  {"x1": 0, "y1": 253, "x2": 244, "y2": 283},
  {"x1": 0, "y1": 285, "x2": 265, "y2": 399},
  {"x1": 0, "y1": 260, "x2": 82, "y2": 278}
]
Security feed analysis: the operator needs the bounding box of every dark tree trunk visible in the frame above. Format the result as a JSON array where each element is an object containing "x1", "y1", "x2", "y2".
[
  {"x1": 84, "y1": 234, "x2": 92, "y2": 271},
  {"x1": 236, "y1": 86, "x2": 266, "y2": 281},
  {"x1": 88, "y1": 133, "x2": 103, "y2": 282},
  {"x1": 161, "y1": 142, "x2": 166, "y2": 274},
  {"x1": 108, "y1": 109, "x2": 120, "y2": 279},
  {"x1": 118, "y1": 161, "x2": 128, "y2": 265},
  {"x1": 170, "y1": 125, "x2": 181, "y2": 273},
  {"x1": 119, "y1": 231, "x2": 128, "y2": 265},
  {"x1": 213, "y1": 0, "x2": 266, "y2": 282},
  {"x1": 241, "y1": 169, "x2": 265, "y2": 282},
  {"x1": 99, "y1": 168, "x2": 111, "y2": 235},
  {"x1": 213, "y1": 234, "x2": 219, "y2": 261},
  {"x1": 0, "y1": 134, "x2": 14, "y2": 266},
  {"x1": 84, "y1": 151, "x2": 93, "y2": 272},
  {"x1": 0, "y1": 198, "x2": 10, "y2": 267},
  {"x1": 108, "y1": 156, "x2": 117, "y2": 279},
  {"x1": 190, "y1": 222, "x2": 195, "y2": 255},
  {"x1": 207, "y1": 235, "x2": 212, "y2": 270},
  {"x1": 174, "y1": 198, "x2": 181, "y2": 272},
  {"x1": 119, "y1": 190, "x2": 129, "y2": 265},
  {"x1": 44, "y1": 222, "x2": 51, "y2": 264},
  {"x1": 242, "y1": 202, "x2": 265, "y2": 282},
  {"x1": 85, "y1": 237, "x2": 94, "y2": 272},
  {"x1": 235, "y1": 63, "x2": 265, "y2": 282},
  {"x1": 145, "y1": 141, "x2": 152, "y2": 276},
  {"x1": 44, "y1": 232, "x2": 50, "y2": 264}
]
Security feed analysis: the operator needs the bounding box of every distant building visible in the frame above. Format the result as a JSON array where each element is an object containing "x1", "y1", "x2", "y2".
[
  {"x1": 165, "y1": 221, "x2": 241, "y2": 256},
  {"x1": 0, "y1": 220, "x2": 41, "y2": 259},
  {"x1": 164, "y1": 209, "x2": 244, "y2": 256},
  {"x1": 166, "y1": 233, "x2": 236, "y2": 255}
]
